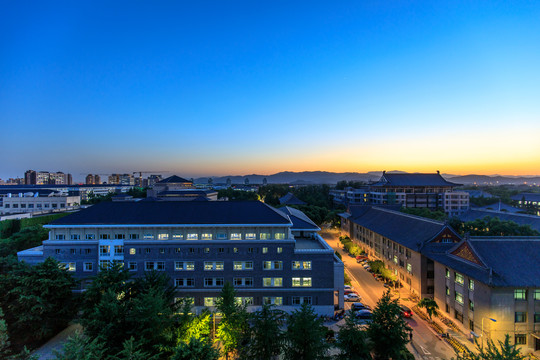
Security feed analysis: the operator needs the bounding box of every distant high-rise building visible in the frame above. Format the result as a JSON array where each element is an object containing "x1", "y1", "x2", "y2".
[
  {"x1": 26, "y1": 170, "x2": 72, "y2": 185},
  {"x1": 86, "y1": 174, "x2": 95, "y2": 185},
  {"x1": 263, "y1": 177, "x2": 267, "y2": 186},
  {"x1": 25, "y1": 170, "x2": 37, "y2": 185},
  {"x1": 108, "y1": 174, "x2": 134, "y2": 185},
  {"x1": 146, "y1": 175, "x2": 162, "y2": 187},
  {"x1": 94, "y1": 175, "x2": 101, "y2": 185}
]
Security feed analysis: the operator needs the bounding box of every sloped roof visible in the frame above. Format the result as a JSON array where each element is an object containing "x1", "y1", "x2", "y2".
[
  {"x1": 511, "y1": 193, "x2": 540, "y2": 202},
  {"x1": 47, "y1": 201, "x2": 291, "y2": 226},
  {"x1": 279, "y1": 192, "x2": 306, "y2": 205},
  {"x1": 156, "y1": 175, "x2": 192, "y2": 184},
  {"x1": 370, "y1": 172, "x2": 460, "y2": 187},
  {"x1": 276, "y1": 206, "x2": 320, "y2": 231}
]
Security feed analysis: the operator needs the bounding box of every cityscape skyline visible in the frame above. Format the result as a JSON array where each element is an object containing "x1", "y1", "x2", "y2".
[{"x1": 2, "y1": 2, "x2": 540, "y2": 179}]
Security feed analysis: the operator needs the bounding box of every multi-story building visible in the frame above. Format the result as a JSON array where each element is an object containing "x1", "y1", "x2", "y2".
[
  {"x1": 25, "y1": 170, "x2": 73, "y2": 185},
  {"x1": 331, "y1": 172, "x2": 469, "y2": 216},
  {"x1": 340, "y1": 206, "x2": 540, "y2": 353},
  {"x1": 108, "y1": 174, "x2": 135, "y2": 185},
  {"x1": 18, "y1": 201, "x2": 344, "y2": 315},
  {"x1": 0, "y1": 191, "x2": 80, "y2": 215}
]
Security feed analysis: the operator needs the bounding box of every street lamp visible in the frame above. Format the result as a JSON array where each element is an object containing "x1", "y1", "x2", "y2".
[{"x1": 481, "y1": 317, "x2": 497, "y2": 349}]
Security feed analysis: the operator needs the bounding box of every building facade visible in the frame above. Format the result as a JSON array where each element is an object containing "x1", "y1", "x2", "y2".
[
  {"x1": 340, "y1": 206, "x2": 540, "y2": 353},
  {"x1": 0, "y1": 191, "x2": 80, "y2": 215},
  {"x1": 18, "y1": 201, "x2": 343, "y2": 315}
]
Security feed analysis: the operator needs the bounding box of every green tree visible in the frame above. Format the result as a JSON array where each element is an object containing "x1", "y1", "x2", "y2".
[
  {"x1": 215, "y1": 282, "x2": 249, "y2": 360},
  {"x1": 246, "y1": 304, "x2": 286, "y2": 360},
  {"x1": 367, "y1": 290, "x2": 410, "y2": 360},
  {"x1": 0, "y1": 225, "x2": 49, "y2": 258},
  {"x1": 52, "y1": 331, "x2": 106, "y2": 360},
  {"x1": 453, "y1": 334, "x2": 527, "y2": 360},
  {"x1": 284, "y1": 303, "x2": 329, "y2": 360},
  {"x1": 112, "y1": 336, "x2": 159, "y2": 360},
  {"x1": 335, "y1": 311, "x2": 371, "y2": 360},
  {"x1": 0, "y1": 258, "x2": 77, "y2": 349},
  {"x1": 171, "y1": 338, "x2": 219, "y2": 360},
  {"x1": 417, "y1": 298, "x2": 439, "y2": 321},
  {"x1": 0, "y1": 308, "x2": 10, "y2": 358}
]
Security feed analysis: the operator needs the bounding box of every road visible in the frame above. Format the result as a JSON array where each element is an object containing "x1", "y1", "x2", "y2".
[{"x1": 323, "y1": 230, "x2": 456, "y2": 360}]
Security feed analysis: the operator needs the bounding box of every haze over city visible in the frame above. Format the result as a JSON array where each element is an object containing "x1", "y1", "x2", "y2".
[{"x1": 2, "y1": 1, "x2": 540, "y2": 179}]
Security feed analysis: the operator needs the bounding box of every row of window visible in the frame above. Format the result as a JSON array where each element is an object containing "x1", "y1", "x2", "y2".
[
  {"x1": 96, "y1": 246, "x2": 283, "y2": 255},
  {"x1": 4, "y1": 203, "x2": 67, "y2": 209},
  {"x1": 514, "y1": 289, "x2": 540, "y2": 300},
  {"x1": 174, "y1": 277, "x2": 312, "y2": 288},
  {"x1": 55, "y1": 232, "x2": 287, "y2": 241},
  {"x1": 445, "y1": 268, "x2": 475, "y2": 290}
]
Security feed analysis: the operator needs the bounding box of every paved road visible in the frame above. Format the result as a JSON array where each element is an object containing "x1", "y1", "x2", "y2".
[{"x1": 322, "y1": 230, "x2": 455, "y2": 360}]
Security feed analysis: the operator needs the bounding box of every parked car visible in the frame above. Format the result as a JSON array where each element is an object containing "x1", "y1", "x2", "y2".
[
  {"x1": 355, "y1": 255, "x2": 368, "y2": 261},
  {"x1": 355, "y1": 309, "x2": 373, "y2": 322},
  {"x1": 351, "y1": 302, "x2": 371, "y2": 311},
  {"x1": 344, "y1": 285, "x2": 352, "y2": 290},
  {"x1": 344, "y1": 289, "x2": 357, "y2": 295},
  {"x1": 344, "y1": 293, "x2": 361, "y2": 302},
  {"x1": 400, "y1": 305, "x2": 413, "y2": 318}
]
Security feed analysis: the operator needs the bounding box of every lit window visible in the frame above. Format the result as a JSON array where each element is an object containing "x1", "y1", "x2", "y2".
[
  {"x1": 204, "y1": 261, "x2": 224, "y2": 271},
  {"x1": 468, "y1": 279, "x2": 474, "y2": 291},
  {"x1": 445, "y1": 268, "x2": 450, "y2": 278},
  {"x1": 99, "y1": 260, "x2": 110, "y2": 269},
  {"x1": 514, "y1": 289, "x2": 527, "y2": 300},
  {"x1": 129, "y1": 248, "x2": 136, "y2": 255},
  {"x1": 84, "y1": 262, "x2": 93, "y2": 272},
  {"x1": 274, "y1": 233, "x2": 285, "y2": 240},
  {"x1": 535, "y1": 290, "x2": 540, "y2": 300},
  {"x1": 393, "y1": 256, "x2": 398, "y2": 264},
  {"x1": 262, "y1": 247, "x2": 268, "y2": 254},
  {"x1": 175, "y1": 297, "x2": 195, "y2": 306},
  {"x1": 260, "y1": 233, "x2": 271, "y2": 240},
  {"x1": 230, "y1": 233, "x2": 242, "y2": 240},
  {"x1": 235, "y1": 297, "x2": 254, "y2": 306},
  {"x1": 263, "y1": 261, "x2": 282, "y2": 270},
  {"x1": 515, "y1": 334, "x2": 527, "y2": 345},
  {"x1": 204, "y1": 297, "x2": 217, "y2": 307},
  {"x1": 454, "y1": 291, "x2": 463, "y2": 304},
  {"x1": 175, "y1": 261, "x2": 195, "y2": 271},
  {"x1": 262, "y1": 297, "x2": 282, "y2": 305},
  {"x1": 292, "y1": 277, "x2": 312, "y2": 287},
  {"x1": 469, "y1": 300, "x2": 474, "y2": 311},
  {"x1": 85, "y1": 234, "x2": 95, "y2": 240},
  {"x1": 277, "y1": 247, "x2": 282, "y2": 254},
  {"x1": 406, "y1": 263, "x2": 412, "y2": 273},
  {"x1": 158, "y1": 233, "x2": 169, "y2": 240},
  {"x1": 455, "y1": 272, "x2": 464, "y2": 285},
  {"x1": 245, "y1": 233, "x2": 256, "y2": 240},
  {"x1": 263, "y1": 277, "x2": 282, "y2": 287},
  {"x1": 204, "y1": 247, "x2": 210, "y2": 254},
  {"x1": 67, "y1": 262, "x2": 76, "y2": 271},
  {"x1": 187, "y1": 233, "x2": 198, "y2": 240},
  {"x1": 172, "y1": 234, "x2": 183, "y2": 239},
  {"x1": 143, "y1": 234, "x2": 154, "y2": 239},
  {"x1": 201, "y1": 233, "x2": 212, "y2": 240}
]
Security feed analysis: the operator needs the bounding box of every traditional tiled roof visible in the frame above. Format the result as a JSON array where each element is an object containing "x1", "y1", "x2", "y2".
[
  {"x1": 276, "y1": 206, "x2": 320, "y2": 231},
  {"x1": 370, "y1": 172, "x2": 460, "y2": 187},
  {"x1": 46, "y1": 201, "x2": 291, "y2": 226},
  {"x1": 279, "y1": 192, "x2": 306, "y2": 205},
  {"x1": 511, "y1": 193, "x2": 540, "y2": 202},
  {"x1": 156, "y1": 175, "x2": 192, "y2": 184}
]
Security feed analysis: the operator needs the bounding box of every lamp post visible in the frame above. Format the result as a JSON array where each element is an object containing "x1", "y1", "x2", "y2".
[{"x1": 481, "y1": 317, "x2": 497, "y2": 349}]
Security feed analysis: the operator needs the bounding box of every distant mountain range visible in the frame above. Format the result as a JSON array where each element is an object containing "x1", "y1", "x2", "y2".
[{"x1": 193, "y1": 171, "x2": 540, "y2": 185}]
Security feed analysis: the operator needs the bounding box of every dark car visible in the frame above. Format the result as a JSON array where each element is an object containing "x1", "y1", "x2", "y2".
[
  {"x1": 355, "y1": 309, "x2": 373, "y2": 322},
  {"x1": 400, "y1": 305, "x2": 413, "y2": 318},
  {"x1": 351, "y1": 302, "x2": 371, "y2": 311}
]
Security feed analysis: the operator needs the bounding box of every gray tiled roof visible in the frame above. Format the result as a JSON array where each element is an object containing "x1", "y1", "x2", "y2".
[
  {"x1": 156, "y1": 175, "x2": 192, "y2": 184},
  {"x1": 46, "y1": 201, "x2": 291, "y2": 226},
  {"x1": 276, "y1": 206, "x2": 320, "y2": 231},
  {"x1": 279, "y1": 192, "x2": 306, "y2": 205},
  {"x1": 370, "y1": 173, "x2": 460, "y2": 187}
]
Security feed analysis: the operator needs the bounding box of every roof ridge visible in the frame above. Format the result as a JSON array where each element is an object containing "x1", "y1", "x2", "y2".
[{"x1": 373, "y1": 206, "x2": 446, "y2": 225}]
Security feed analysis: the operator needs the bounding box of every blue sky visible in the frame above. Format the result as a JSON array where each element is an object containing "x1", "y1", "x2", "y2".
[{"x1": 1, "y1": 1, "x2": 539, "y2": 180}]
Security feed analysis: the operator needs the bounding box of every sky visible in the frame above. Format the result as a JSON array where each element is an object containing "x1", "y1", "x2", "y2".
[{"x1": 1, "y1": 1, "x2": 540, "y2": 180}]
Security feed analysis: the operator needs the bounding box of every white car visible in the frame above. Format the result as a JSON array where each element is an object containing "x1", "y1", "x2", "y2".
[
  {"x1": 344, "y1": 293, "x2": 361, "y2": 302},
  {"x1": 344, "y1": 285, "x2": 353, "y2": 291}
]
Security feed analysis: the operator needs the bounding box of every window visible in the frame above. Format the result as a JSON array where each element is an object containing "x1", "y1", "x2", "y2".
[
  {"x1": 274, "y1": 233, "x2": 285, "y2": 240},
  {"x1": 235, "y1": 297, "x2": 254, "y2": 306},
  {"x1": 86, "y1": 234, "x2": 95, "y2": 240},
  {"x1": 99, "y1": 260, "x2": 110, "y2": 269},
  {"x1": 145, "y1": 261, "x2": 165, "y2": 271},
  {"x1": 446, "y1": 286, "x2": 450, "y2": 296},
  {"x1": 20, "y1": 204, "x2": 26, "y2": 208},
  {"x1": 70, "y1": 249, "x2": 76, "y2": 254},
  {"x1": 70, "y1": 234, "x2": 80, "y2": 240},
  {"x1": 159, "y1": 248, "x2": 165, "y2": 254},
  {"x1": 455, "y1": 272, "x2": 464, "y2": 285},
  {"x1": 145, "y1": 262, "x2": 155, "y2": 271},
  {"x1": 158, "y1": 233, "x2": 169, "y2": 240},
  {"x1": 292, "y1": 261, "x2": 312, "y2": 270},
  {"x1": 99, "y1": 234, "x2": 110, "y2": 240},
  {"x1": 262, "y1": 247, "x2": 268, "y2": 254},
  {"x1": 245, "y1": 233, "x2": 256, "y2": 240},
  {"x1": 260, "y1": 233, "x2": 271, "y2": 240},
  {"x1": 454, "y1": 291, "x2": 463, "y2": 304},
  {"x1": 218, "y1": 248, "x2": 225, "y2": 254},
  {"x1": 535, "y1": 290, "x2": 540, "y2": 300},
  {"x1": 55, "y1": 234, "x2": 66, "y2": 240},
  {"x1": 129, "y1": 248, "x2": 136, "y2": 255},
  {"x1": 445, "y1": 268, "x2": 450, "y2": 278},
  {"x1": 216, "y1": 233, "x2": 227, "y2": 240},
  {"x1": 204, "y1": 278, "x2": 224, "y2": 287},
  {"x1": 12, "y1": 204, "x2": 18, "y2": 208},
  {"x1": 534, "y1": 313, "x2": 540, "y2": 323},
  {"x1": 247, "y1": 247, "x2": 254, "y2": 254},
  {"x1": 36, "y1": 204, "x2": 41, "y2": 208},
  {"x1": 55, "y1": 249, "x2": 61, "y2": 255},
  {"x1": 454, "y1": 310, "x2": 463, "y2": 323},
  {"x1": 176, "y1": 278, "x2": 195, "y2": 287},
  {"x1": 263, "y1": 278, "x2": 283, "y2": 287},
  {"x1": 175, "y1": 261, "x2": 195, "y2": 271},
  {"x1": 145, "y1": 248, "x2": 151, "y2": 254},
  {"x1": 514, "y1": 289, "x2": 527, "y2": 300},
  {"x1": 189, "y1": 248, "x2": 195, "y2": 254},
  {"x1": 515, "y1": 334, "x2": 527, "y2": 345},
  {"x1": 263, "y1": 261, "x2": 283, "y2": 270},
  {"x1": 233, "y1": 277, "x2": 253, "y2": 287},
  {"x1": 187, "y1": 234, "x2": 198, "y2": 240},
  {"x1": 114, "y1": 245, "x2": 124, "y2": 255},
  {"x1": 128, "y1": 262, "x2": 137, "y2": 271},
  {"x1": 204, "y1": 297, "x2": 217, "y2": 307},
  {"x1": 114, "y1": 234, "x2": 125, "y2": 239},
  {"x1": 469, "y1": 300, "x2": 474, "y2": 311},
  {"x1": 130, "y1": 233, "x2": 139, "y2": 239},
  {"x1": 204, "y1": 261, "x2": 224, "y2": 271},
  {"x1": 99, "y1": 245, "x2": 110, "y2": 255},
  {"x1": 172, "y1": 234, "x2": 183, "y2": 240},
  {"x1": 230, "y1": 233, "x2": 242, "y2": 240},
  {"x1": 277, "y1": 247, "x2": 282, "y2": 254},
  {"x1": 406, "y1": 263, "x2": 412, "y2": 273},
  {"x1": 233, "y1": 261, "x2": 253, "y2": 270},
  {"x1": 175, "y1": 297, "x2": 195, "y2": 306},
  {"x1": 263, "y1": 297, "x2": 282, "y2": 305},
  {"x1": 468, "y1": 279, "x2": 475, "y2": 291},
  {"x1": 84, "y1": 262, "x2": 93, "y2": 272},
  {"x1": 204, "y1": 247, "x2": 210, "y2": 254},
  {"x1": 156, "y1": 261, "x2": 165, "y2": 270},
  {"x1": 3, "y1": 204, "x2": 8, "y2": 208},
  {"x1": 233, "y1": 247, "x2": 238, "y2": 253},
  {"x1": 292, "y1": 277, "x2": 312, "y2": 287},
  {"x1": 84, "y1": 248, "x2": 91, "y2": 254},
  {"x1": 292, "y1": 296, "x2": 312, "y2": 305},
  {"x1": 393, "y1": 255, "x2": 398, "y2": 264},
  {"x1": 201, "y1": 233, "x2": 212, "y2": 240},
  {"x1": 143, "y1": 234, "x2": 154, "y2": 239},
  {"x1": 515, "y1": 312, "x2": 527, "y2": 323}
]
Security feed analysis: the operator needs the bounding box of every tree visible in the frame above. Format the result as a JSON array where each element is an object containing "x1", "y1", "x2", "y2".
[
  {"x1": 367, "y1": 290, "x2": 410, "y2": 360},
  {"x1": 112, "y1": 337, "x2": 159, "y2": 360},
  {"x1": 52, "y1": 331, "x2": 106, "y2": 360},
  {"x1": 335, "y1": 310, "x2": 371, "y2": 360},
  {"x1": 417, "y1": 298, "x2": 439, "y2": 321},
  {"x1": 0, "y1": 308, "x2": 10, "y2": 358},
  {"x1": 284, "y1": 303, "x2": 329, "y2": 360},
  {"x1": 246, "y1": 304, "x2": 286, "y2": 360},
  {"x1": 215, "y1": 282, "x2": 249, "y2": 360},
  {"x1": 453, "y1": 334, "x2": 527, "y2": 360},
  {"x1": 171, "y1": 338, "x2": 219, "y2": 360},
  {"x1": 0, "y1": 258, "x2": 77, "y2": 349}
]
